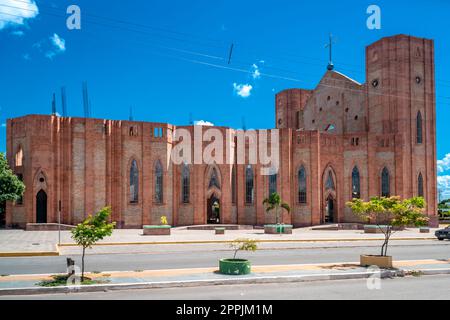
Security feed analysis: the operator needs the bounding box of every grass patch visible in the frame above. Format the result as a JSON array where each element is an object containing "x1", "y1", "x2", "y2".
[
  {"x1": 36, "y1": 275, "x2": 110, "y2": 287},
  {"x1": 406, "y1": 270, "x2": 424, "y2": 277},
  {"x1": 1, "y1": 274, "x2": 9, "y2": 277}
]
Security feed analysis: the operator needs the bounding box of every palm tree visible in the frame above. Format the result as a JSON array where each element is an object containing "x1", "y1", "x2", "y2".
[{"x1": 263, "y1": 192, "x2": 291, "y2": 226}]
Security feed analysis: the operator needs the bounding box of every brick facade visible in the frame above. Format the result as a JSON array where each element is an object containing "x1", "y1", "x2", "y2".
[{"x1": 5, "y1": 35, "x2": 438, "y2": 228}]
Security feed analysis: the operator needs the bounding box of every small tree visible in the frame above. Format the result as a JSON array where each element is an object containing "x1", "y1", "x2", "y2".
[
  {"x1": 0, "y1": 152, "x2": 25, "y2": 204},
  {"x1": 347, "y1": 196, "x2": 428, "y2": 257},
  {"x1": 263, "y1": 192, "x2": 291, "y2": 225},
  {"x1": 229, "y1": 238, "x2": 258, "y2": 260},
  {"x1": 71, "y1": 207, "x2": 115, "y2": 281}
]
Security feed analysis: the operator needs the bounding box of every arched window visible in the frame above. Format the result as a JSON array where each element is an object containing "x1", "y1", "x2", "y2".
[
  {"x1": 381, "y1": 167, "x2": 390, "y2": 197},
  {"x1": 417, "y1": 111, "x2": 423, "y2": 144},
  {"x1": 298, "y1": 166, "x2": 307, "y2": 204},
  {"x1": 15, "y1": 146, "x2": 23, "y2": 167},
  {"x1": 418, "y1": 173, "x2": 424, "y2": 197},
  {"x1": 208, "y1": 168, "x2": 221, "y2": 189},
  {"x1": 155, "y1": 160, "x2": 163, "y2": 203},
  {"x1": 269, "y1": 173, "x2": 277, "y2": 196},
  {"x1": 129, "y1": 159, "x2": 139, "y2": 203},
  {"x1": 325, "y1": 170, "x2": 335, "y2": 190},
  {"x1": 245, "y1": 165, "x2": 254, "y2": 204},
  {"x1": 231, "y1": 165, "x2": 236, "y2": 204},
  {"x1": 352, "y1": 167, "x2": 361, "y2": 199},
  {"x1": 182, "y1": 163, "x2": 190, "y2": 203}
]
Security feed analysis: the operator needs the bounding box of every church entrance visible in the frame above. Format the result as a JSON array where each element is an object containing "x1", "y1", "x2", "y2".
[
  {"x1": 207, "y1": 195, "x2": 220, "y2": 224},
  {"x1": 325, "y1": 195, "x2": 336, "y2": 223},
  {"x1": 36, "y1": 190, "x2": 47, "y2": 223}
]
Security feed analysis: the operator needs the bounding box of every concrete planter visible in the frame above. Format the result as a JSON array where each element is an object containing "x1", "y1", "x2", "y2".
[
  {"x1": 219, "y1": 259, "x2": 251, "y2": 275},
  {"x1": 364, "y1": 225, "x2": 390, "y2": 234},
  {"x1": 360, "y1": 255, "x2": 393, "y2": 268},
  {"x1": 264, "y1": 224, "x2": 293, "y2": 234},
  {"x1": 215, "y1": 227, "x2": 225, "y2": 235},
  {"x1": 143, "y1": 225, "x2": 171, "y2": 236},
  {"x1": 420, "y1": 227, "x2": 430, "y2": 233}
]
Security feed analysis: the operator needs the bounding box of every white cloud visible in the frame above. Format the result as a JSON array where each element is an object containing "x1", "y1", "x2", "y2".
[
  {"x1": 233, "y1": 83, "x2": 253, "y2": 98},
  {"x1": 438, "y1": 175, "x2": 450, "y2": 199},
  {"x1": 0, "y1": 0, "x2": 39, "y2": 30},
  {"x1": 438, "y1": 153, "x2": 450, "y2": 173},
  {"x1": 1, "y1": 123, "x2": 6, "y2": 128},
  {"x1": 51, "y1": 33, "x2": 65, "y2": 51},
  {"x1": 22, "y1": 53, "x2": 30, "y2": 60},
  {"x1": 252, "y1": 64, "x2": 261, "y2": 79},
  {"x1": 11, "y1": 30, "x2": 24, "y2": 37},
  {"x1": 194, "y1": 120, "x2": 214, "y2": 127},
  {"x1": 45, "y1": 33, "x2": 66, "y2": 59}
]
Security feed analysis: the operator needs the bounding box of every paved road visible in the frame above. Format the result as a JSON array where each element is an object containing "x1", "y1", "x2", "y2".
[
  {"x1": 0, "y1": 240, "x2": 449, "y2": 275},
  {"x1": 2, "y1": 274, "x2": 449, "y2": 300}
]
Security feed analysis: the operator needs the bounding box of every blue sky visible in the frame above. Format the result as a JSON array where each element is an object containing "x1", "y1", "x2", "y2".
[{"x1": 1, "y1": 0, "x2": 450, "y2": 197}]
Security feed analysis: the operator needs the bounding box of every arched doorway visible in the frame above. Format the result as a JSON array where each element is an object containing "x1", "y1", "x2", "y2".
[
  {"x1": 36, "y1": 190, "x2": 47, "y2": 223},
  {"x1": 325, "y1": 195, "x2": 336, "y2": 223},
  {"x1": 207, "y1": 195, "x2": 220, "y2": 224}
]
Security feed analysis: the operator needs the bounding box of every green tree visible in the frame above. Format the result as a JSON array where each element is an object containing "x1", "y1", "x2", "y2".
[
  {"x1": 229, "y1": 239, "x2": 258, "y2": 260},
  {"x1": 347, "y1": 196, "x2": 428, "y2": 257},
  {"x1": 262, "y1": 192, "x2": 291, "y2": 225},
  {"x1": 71, "y1": 207, "x2": 115, "y2": 280},
  {"x1": 0, "y1": 152, "x2": 25, "y2": 204}
]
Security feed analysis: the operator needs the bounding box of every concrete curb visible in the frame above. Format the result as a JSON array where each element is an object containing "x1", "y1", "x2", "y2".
[
  {"x1": 0, "y1": 270, "x2": 401, "y2": 296},
  {"x1": 0, "y1": 245, "x2": 60, "y2": 258},
  {"x1": 57, "y1": 237, "x2": 436, "y2": 247},
  {"x1": 0, "y1": 251, "x2": 59, "y2": 258}
]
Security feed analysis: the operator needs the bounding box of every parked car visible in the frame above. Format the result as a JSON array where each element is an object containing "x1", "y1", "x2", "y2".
[{"x1": 435, "y1": 227, "x2": 450, "y2": 240}]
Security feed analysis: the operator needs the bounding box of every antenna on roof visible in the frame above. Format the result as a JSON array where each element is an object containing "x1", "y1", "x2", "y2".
[
  {"x1": 51, "y1": 93, "x2": 56, "y2": 115},
  {"x1": 242, "y1": 116, "x2": 246, "y2": 131},
  {"x1": 82, "y1": 81, "x2": 91, "y2": 118},
  {"x1": 189, "y1": 112, "x2": 193, "y2": 125},
  {"x1": 61, "y1": 86, "x2": 67, "y2": 117},
  {"x1": 129, "y1": 106, "x2": 134, "y2": 121}
]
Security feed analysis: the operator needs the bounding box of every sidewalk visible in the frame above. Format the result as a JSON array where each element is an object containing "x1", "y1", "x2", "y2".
[
  {"x1": 1, "y1": 259, "x2": 450, "y2": 296},
  {"x1": 0, "y1": 227, "x2": 439, "y2": 256}
]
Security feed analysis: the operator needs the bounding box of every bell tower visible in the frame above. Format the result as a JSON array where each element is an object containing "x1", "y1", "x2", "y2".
[{"x1": 366, "y1": 34, "x2": 437, "y2": 225}]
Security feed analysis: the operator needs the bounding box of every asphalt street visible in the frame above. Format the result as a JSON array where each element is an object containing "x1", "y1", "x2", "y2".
[
  {"x1": 2, "y1": 274, "x2": 448, "y2": 300},
  {"x1": 0, "y1": 240, "x2": 449, "y2": 275}
]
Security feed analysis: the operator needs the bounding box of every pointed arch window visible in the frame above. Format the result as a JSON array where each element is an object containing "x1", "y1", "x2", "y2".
[
  {"x1": 15, "y1": 146, "x2": 23, "y2": 167},
  {"x1": 325, "y1": 170, "x2": 335, "y2": 191},
  {"x1": 352, "y1": 167, "x2": 361, "y2": 199},
  {"x1": 269, "y1": 172, "x2": 277, "y2": 196},
  {"x1": 381, "y1": 167, "x2": 390, "y2": 197},
  {"x1": 298, "y1": 166, "x2": 307, "y2": 204},
  {"x1": 245, "y1": 165, "x2": 254, "y2": 204},
  {"x1": 418, "y1": 173, "x2": 424, "y2": 197},
  {"x1": 155, "y1": 160, "x2": 163, "y2": 204},
  {"x1": 129, "y1": 160, "x2": 139, "y2": 203},
  {"x1": 209, "y1": 168, "x2": 220, "y2": 189},
  {"x1": 417, "y1": 111, "x2": 423, "y2": 144},
  {"x1": 181, "y1": 163, "x2": 190, "y2": 203}
]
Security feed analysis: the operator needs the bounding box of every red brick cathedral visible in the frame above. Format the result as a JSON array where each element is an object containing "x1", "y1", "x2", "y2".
[{"x1": 5, "y1": 35, "x2": 438, "y2": 228}]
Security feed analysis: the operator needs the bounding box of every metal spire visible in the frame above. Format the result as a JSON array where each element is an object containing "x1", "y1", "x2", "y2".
[
  {"x1": 51, "y1": 93, "x2": 56, "y2": 115},
  {"x1": 325, "y1": 34, "x2": 336, "y2": 71},
  {"x1": 61, "y1": 86, "x2": 67, "y2": 117},
  {"x1": 129, "y1": 106, "x2": 134, "y2": 121}
]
